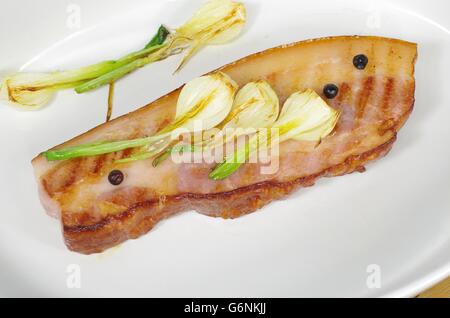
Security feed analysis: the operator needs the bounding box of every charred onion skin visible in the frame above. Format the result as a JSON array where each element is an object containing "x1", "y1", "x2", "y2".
[{"x1": 32, "y1": 36, "x2": 417, "y2": 254}]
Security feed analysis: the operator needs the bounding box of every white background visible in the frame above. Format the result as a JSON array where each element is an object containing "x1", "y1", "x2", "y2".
[{"x1": 0, "y1": 0, "x2": 449, "y2": 297}]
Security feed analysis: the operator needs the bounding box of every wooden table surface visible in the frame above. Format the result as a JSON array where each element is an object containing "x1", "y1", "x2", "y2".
[{"x1": 416, "y1": 276, "x2": 450, "y2": 298}]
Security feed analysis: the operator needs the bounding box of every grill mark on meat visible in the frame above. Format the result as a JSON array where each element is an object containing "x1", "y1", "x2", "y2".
[
  {"x1": 42, "y1": 159, "x2": 82, "y2": 195},
  {"x1": 92, "y1": 155, "x2": 107, "y2": 174},
  {"x1": 372, "y1": 77, "x2": 396, "y2": 135},
  {"x1": 61, "y1": 158, "x2": 82, "y2": 192},
  {"x1": 327, "y1": 81, "x2": 356, "y2": 163},
  {"x1": 386, "y1": 80, "x2": 415, "y2": 133},
  {"x1": 337, "y1": 83, "x2": 351, "y2": 105},
  {"x1": 356, "y1": 77, "x2": 375, "y2": 121},
  {"x1": 41, "y1": 178, "x2": 51, "y2": 197},
  {"x1": 44, "y1": 147, "x2": 139, "y2": 196},
  {"x1": 382, "y1": 78, "x2": 395, "y2": 111},
  {"x1": 121, "y1": 148, "x2": 133, "y2": 160}
]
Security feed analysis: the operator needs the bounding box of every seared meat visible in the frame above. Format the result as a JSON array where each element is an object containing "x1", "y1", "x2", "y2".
[{"x1": 32, "y1": 36, "x2": 417, "y2": 254}]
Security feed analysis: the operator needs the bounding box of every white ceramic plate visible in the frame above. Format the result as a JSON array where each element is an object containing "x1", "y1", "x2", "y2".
[{"x1": 0, "y1": 0, "x2": 449, "y2": 297}]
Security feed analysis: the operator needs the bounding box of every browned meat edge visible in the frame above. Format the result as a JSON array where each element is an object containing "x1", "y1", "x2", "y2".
[{"x1": 63, "y1": 124, "x2": 410, "y2": 254}]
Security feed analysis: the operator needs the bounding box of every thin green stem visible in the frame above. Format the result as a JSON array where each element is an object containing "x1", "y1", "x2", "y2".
[
  {"x1": 75, "y1": 52, "x2": 164, "y2": 93},
  {"x1": 152, "y1": 144, "x2": 201, "y2": 167},
  {"x1": 43, "y1": 137, "x2": 154, "y2": 161},
  {"x1": 208, "y1": 142, "x2": 250, "y2": 180},
  {"x1": 74, "y1": 25, "x2": 170, "y2": 93},
  {"x1": 209, "y1": 130, "x2": 273, "y2": 180}
]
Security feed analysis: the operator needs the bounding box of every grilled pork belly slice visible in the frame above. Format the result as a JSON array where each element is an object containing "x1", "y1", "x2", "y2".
[{"x1": 32, "y1": 36, "x2": 417, "y2": 254}]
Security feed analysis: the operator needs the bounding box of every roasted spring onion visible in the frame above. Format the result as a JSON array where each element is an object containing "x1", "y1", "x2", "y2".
[
  {"x1": 209, "y1": 89, "x2": 341, "y2": 180},
  {"x1": 0, "y1": 0, "x2": 246, "y2": 110},
  {"x1": 152, "y1": 80, "x2": 279, "y2": 167},
  {"x1": 44, "y1": 72, "x2": 238, "y2": 161},
  {"x1": 0, "y1": 25, "x2": 170, "y2": 109}
]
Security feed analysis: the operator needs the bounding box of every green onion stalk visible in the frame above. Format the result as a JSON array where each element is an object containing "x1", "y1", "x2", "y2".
[
  {"x1": 0, "y1": 0, "x2": 247, "y2": 110},
  {"x1": 43, "y1": 72, "x2": 238, "y2": 162},
  {"x1": 0, "y1": 25, "x2": 170, "y2": 109}
]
